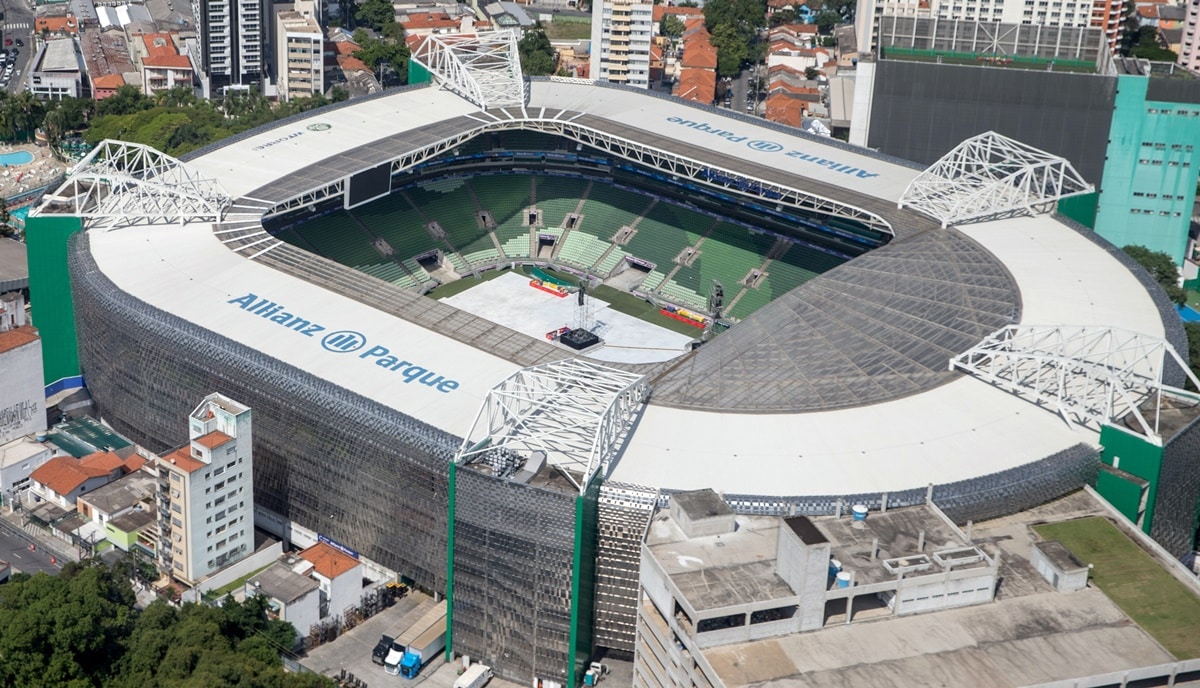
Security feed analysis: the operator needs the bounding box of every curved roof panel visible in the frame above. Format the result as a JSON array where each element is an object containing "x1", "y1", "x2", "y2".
[{"x1": 649, "y1": 228, "x2": 1020, "y2": 412}]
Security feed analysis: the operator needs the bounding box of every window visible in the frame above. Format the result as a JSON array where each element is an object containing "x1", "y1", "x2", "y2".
[{"x1": 172, "y1": 503, "x2": 182, "y2": 514}]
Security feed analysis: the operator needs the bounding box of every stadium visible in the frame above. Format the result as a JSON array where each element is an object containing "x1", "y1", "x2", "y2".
[{"x1": 26, "y1": 33, "x2": 1200, "y2": 686}]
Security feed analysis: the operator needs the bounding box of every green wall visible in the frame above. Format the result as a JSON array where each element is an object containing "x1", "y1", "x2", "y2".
[
  {"x1": 104, "y1": 523, "x2": 138, "y2": 551},
  {"x1": 1093, "y1": 75, "x2": 1200, "y2": 265},
  {"x1": 24, "y1": 214, "x2": 85, "y2": 388},
  {"x1": 445, "y1": 460, "x2": 457, "y2": 660},
  {"x1": 567, "y1": 475, "x2": 600, "y2": 688},
  {"x1": 1057, "y1": 192, "x2": 1098, "y2": 229},
  {"x1": 1097, "y1": 424, "x2": 1163, "y2": 534},
  {"x1": 409, "y1": 61, "x2": 432, "y2": 86}
]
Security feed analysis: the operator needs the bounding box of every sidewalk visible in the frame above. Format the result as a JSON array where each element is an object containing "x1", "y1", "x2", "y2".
[{"x1": 0, "y1": 506, "x2": 81, "y2": 566}]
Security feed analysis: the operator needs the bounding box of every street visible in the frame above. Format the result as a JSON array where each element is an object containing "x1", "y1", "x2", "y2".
[
  {"x1": 0, "y1": 0, "x2": 35, "y2": 93},
  {"x1": 0, "y1": 515, "x2": 65, "y2": 576}
]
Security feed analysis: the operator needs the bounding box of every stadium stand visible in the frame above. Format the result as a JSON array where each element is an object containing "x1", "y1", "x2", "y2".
[
  {"x1": 534, "y1": 176, "x2": 589, "y2": 228},
  {"x1": 459, "y1": 234, "x2": 502, "y2": 267},
  {"x1": 558, "y1": 230, "x2": 612, "y2": 270},
  {"x1": 349, "y1": 194, "x2": 442, "y2": 261},
  {"x1": 577, "y1": 183, "x2": 646, "y2": 242},
  {"x1": 406, "y1": 180, "x2": 486, "y2": 248},
  {"x1": 469, "y1": 175, "x2": 532, "y2": 226},
  {"x1": 638, "y1": 270, "x2": 667, "y2": 292},
  {"x1": 594, "y1": 247, "x2": 630, "y2": 277},
  {"x1": 625, "y1": 204, "x2": 707, "y2": 269},
  {"x1": 291, "y1": 213, "x2": 379, "y2": 268}
]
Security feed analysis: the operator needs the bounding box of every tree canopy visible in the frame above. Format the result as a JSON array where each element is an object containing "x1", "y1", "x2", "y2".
[
  {"x1": 1129, "y1": 26, "x2": 1177, "y2": 61},
  {"x1": 1122, "y1": 244, "x2": 1185, "y2": 305},
  {"x1": 703, "y1": 0, "x2": 767, "y2": 77},
  {"x1": 519, "y1": 26, "x2": 558, "y2": 76},
  {"x1": 0, "y1": 560, "x2": 329, "y2": 688}
]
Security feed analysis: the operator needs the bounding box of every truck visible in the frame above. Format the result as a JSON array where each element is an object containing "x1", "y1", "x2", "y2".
[
  {"x1": 454, "y1": 664, "x2": 493, "y2": 688},
  {"x1": 398, "y1": 619, "x2": 447, "y2": 678},
  {"x1": 383, "y1": 600, "x2": 447, "y2": 676}
]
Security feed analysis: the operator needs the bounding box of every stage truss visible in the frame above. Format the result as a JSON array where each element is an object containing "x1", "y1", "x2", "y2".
[
  {"x1": 411, "y1": 31, "x2": 526, "y2": 110},
  {"x1": 37, "y1": 140, "x2": 231, "y2": 225},
  {"x1": 899, "y1": 131, "x2": 1092, "y2": 227},
  {"x1": 456, "y1": 359, "x2": 649, "y2": 493},
  {"x1": 951, "y1": 325, "x2": 1200, "y2": 443}
]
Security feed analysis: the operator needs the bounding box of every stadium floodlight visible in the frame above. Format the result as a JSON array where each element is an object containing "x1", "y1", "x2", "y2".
[
  {"x1": 899, "y1": 131, "x2": 1092, "y2": 227},
  {"x1": 411, "y1": 30, "x2": 526, "y2": 110},
  {"x1": 36, "y1": 139, "x2": 230, "y2": 226},
  {"x1": 951, "y1": 325, "x2": 1200, "y2": 443},
  {"x1": 456, "y1": 359, "x2": 649, "y2": 494}
]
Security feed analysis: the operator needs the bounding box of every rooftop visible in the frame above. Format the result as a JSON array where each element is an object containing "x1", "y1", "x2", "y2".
[
  {"x1": 299, "y1": 541, "x2": 360, "y2": 579},
  {"x1": 36, "y1": 39, "x2": 82, "y2": 73},
  {"x1": 77, "y1": 469, "x2": 155, "y2": 515},
  {"x1": 193, "y1": 430, "x2": 233, "y2": 449},
  {"x1": 159, "y1": 446, "x2": 207, "y2": 474},
  {"x1": 250, "y1": 560, "x2": 320, "y2": 604},
  {"x1": 0, "y1": 325, "x2": 38, "y2": 355},
  {"x1": 0, "y1": 238, "x2": 28, "y2": 292},
  {"x1": 107, "y1": 507, "x2": 155, "y2": 533},
  {"x1": 30, "y1": 451, "x2": 125, "y2": 495},
  {"x1": 48, "y1": 416, "x2": 132, "y2": 458}
]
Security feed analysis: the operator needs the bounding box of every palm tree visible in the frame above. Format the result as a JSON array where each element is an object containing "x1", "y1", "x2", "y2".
[{"x1": 10, "y1": 91, "x2": 42, "y2": 142}]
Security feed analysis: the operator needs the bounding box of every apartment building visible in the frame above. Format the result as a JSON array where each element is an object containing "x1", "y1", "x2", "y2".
[
  {"x1": 156, "y1": 394, "x2": 254, "y2": 585},
  {"x1": 192, "y1": 0, "x2": 264, "y2": 88},
  {"x1": 275, "y1": 0, "x2": 323, "y2": 102},
  {"x1": 590, "y1": 0, "x2": 654, "y2": 88}
]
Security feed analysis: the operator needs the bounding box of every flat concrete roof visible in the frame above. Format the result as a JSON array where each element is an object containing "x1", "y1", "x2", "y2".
[
  {"x1": 703, "y1": 589, "x2": 1174, "y2": 687},
  {"x1": 0, "y1": 239, "x2": 28, "y2": 293},
  {"x1": 814, "y1": 507, "x2": 979, "y2": 586},
  {"x1": 251, "y1": 560, "x2": 320, "y2": 604}
]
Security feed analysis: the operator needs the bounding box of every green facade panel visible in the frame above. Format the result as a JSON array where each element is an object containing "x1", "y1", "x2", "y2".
[
  {"x1": 1057, "y1": 192, "x2": 1098, "y2": 229},
  {"x1": 1093, "y1": 75, "x2": 1200, "y2": 265},
  {"x1": 1095, "y1": 470, "x2": 1145, "y2": 523},
  {"x1": 1097, "y1": 424, "x2": 1163, "y2": 534},
  {"x1": 25, "y1": 215, "x2": 84, "y2": 387},
  {"x1": 567, "y1": 476, "x2": 600, "y2": 688}
]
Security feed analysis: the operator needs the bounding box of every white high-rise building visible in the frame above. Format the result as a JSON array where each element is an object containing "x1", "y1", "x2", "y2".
[
  {"x1": 275, "y1": 0, "x2": 324, "y2": 102},
  {"x1": 855, "y1": 0, "x2": 1124, "y2": 55},
  {"x1": 590, "y1": 0, "x2": 655, "y2": 88},
  {"x1": 157, "y1": 394, "x2": 255, "y2": 585},
  {"x1": 193, "y1": 0, "x2": 265, "y2": 87},
  {"x1": 1181, "y1": 0, "x2": 1200, "y2": 74}
]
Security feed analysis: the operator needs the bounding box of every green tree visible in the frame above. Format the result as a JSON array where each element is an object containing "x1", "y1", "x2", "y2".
[
  {"x1": 711, "y1": 23, "x2": 750, "y2": 77},
  {"x1": 815, "y1": 8, "x2": 840, "y2": 33},
  {"x1": 660, "y1": 14, "x2": 685, "y2": 39},
  {"x1": 769, "y1": 8, "x2": 796, "y2": 26},
  {"x1": 518, "y1": 27, "x2": 558, "y2": 76},
  {"x1": 354, "y1": 0, "x2": 396, "y2": 32},
  {"x1": 1123, "y1": 244, "x2": 1186, "y2": 304},
  {"x1": 353, "y1": 30, "x2": 411, "y2": 80},
  {"x1": 96, "y1": 85, "x2": 153, "y2": 117}
]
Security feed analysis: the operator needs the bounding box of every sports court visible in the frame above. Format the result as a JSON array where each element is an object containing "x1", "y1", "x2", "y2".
[{"x1": 443, "y1": 272, "x2": 694, "y2": 364}]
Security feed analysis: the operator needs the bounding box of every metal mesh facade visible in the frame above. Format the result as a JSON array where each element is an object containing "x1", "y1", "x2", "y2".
[
  {"x1": 867, "y1": 60, "x2": 1116, "y2": 184},
  {"x1": 451, "y1": 465, "x2": 580, "y2": 685},
  {"x1": 877, "y1": 17, "x2": 1108, "y2": 67},
  {"x1": 1152, "y1": 419, "x2": 1200, "y2": 557},
  {"x1": 594, "y1": 482, "x2": 659, "y2": 653},
  {"x1": 708, "y1": 442, "x2": 1100, "y2": 523},
  {"x1": 650, "y1": 228, "x2": 1020, "y2": 412},
  {"x1": 68, "y1": 232, "x2": 458, "y2": 590}
]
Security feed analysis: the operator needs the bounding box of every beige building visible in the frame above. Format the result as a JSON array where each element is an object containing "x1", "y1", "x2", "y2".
[
  {"x1": 275, "y1": 0, "x2": 324, "y2": 102},
  {"x1": 634, "y1": 490, "x2": 998, "y2": 687},
  {"x1": 156, "y1": 394, "x2": 254, "y2": 585}
]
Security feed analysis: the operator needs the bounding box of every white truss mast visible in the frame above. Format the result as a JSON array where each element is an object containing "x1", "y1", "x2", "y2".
[
  {"x1": 951, "y1": 325, "x2": 1200, "y2": 443},
  {"x1": 37, "y1": 140, "x2": 231, "y2": 225},
  {"x1": 457, "y1": 359, "x2": 649, "y2": 494},
  {"x1": 411, "y1": 31, "x2": 526, "y2": 110},
  {"x1": 899, "y1": 131, "x2": 1092, "y2": 227}
]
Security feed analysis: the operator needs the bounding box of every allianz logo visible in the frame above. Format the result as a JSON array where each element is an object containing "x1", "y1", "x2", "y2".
[
  {"x1": 664, "y1": 116, "x2": 879, "y2": 179},
  {"x1": 227, "y1": 293, "x2": 460, "y2": 393}
]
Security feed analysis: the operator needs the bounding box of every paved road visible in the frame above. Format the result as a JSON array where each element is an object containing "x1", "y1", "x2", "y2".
[
  {"x1": 0, "y1": 515, "x2": 65, "y2": 576},
  {"x1": 0, "y1": 0, "x2": 35, "y2": 93}
]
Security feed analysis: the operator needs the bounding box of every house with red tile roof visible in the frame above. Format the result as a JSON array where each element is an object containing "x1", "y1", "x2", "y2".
[
  {"x1": 298, "y1": 541, "x2": 363, "y2": 616},
  {"x1": 29, "y1": 451, "x2": 131, "y2": 509}
]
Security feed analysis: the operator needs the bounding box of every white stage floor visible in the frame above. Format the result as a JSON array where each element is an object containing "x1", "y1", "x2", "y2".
[{"x1": 443, "y1": 272, "x2": 694, "y2": 364}]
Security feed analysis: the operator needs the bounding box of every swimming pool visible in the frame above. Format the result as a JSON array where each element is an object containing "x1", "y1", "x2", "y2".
[{"x1": 0, "y1": 151, "x2": 33, "y2": 166}]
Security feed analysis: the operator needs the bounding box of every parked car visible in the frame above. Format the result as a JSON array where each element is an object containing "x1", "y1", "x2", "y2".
[{"x1": 15, "y1": 39, "x2": 23, "y2": 47}]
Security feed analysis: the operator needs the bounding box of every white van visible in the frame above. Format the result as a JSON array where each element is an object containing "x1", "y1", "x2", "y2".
[{"x1": 454, "y1": 663, "x2": 493, "y2": 688}]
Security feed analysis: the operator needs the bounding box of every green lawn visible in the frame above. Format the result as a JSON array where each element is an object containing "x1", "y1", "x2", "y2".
[
  {"x1": 543, "y1": 20, "x2": 593, "y2": 41},
  {"x1": 1033, "y1": 517, "x2": 1200, "y2": 659},
  {"x1": 592, "y1": 284, "x2": 705, "y2": 336}
]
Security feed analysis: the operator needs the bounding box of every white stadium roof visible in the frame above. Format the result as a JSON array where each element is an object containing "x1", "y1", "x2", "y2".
[{"x1": 68, "y1": 75, "x2": 1170, "y2": 499}]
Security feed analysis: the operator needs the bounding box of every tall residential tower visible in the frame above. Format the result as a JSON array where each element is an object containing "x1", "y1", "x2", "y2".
[
  {"x1": 590, "y1": 0, "x2": 654, "y2": 88},
  {"x1": 157, "y1": 394, "x2": 255, "y2": 585}
]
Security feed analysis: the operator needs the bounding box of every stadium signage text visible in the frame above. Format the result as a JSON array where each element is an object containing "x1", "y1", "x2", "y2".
[
  {"x1": 226, "y1": 293, "x2": 461, "y2": 393},
  {"x1": 251, "y1": 131, "x2": 305, "y2": 151},
  {"x1": 664, "y1": 116, "x2": 879, "y2": 179}
]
